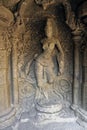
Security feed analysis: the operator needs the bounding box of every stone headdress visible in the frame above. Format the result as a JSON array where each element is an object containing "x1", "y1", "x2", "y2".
[{"x1": 45, "y1": 17, "x2": 58, "y2": 38}]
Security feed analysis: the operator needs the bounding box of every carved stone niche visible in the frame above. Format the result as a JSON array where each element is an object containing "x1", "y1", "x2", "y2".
[
  {"x1": 0, "y1": 6, "x2": 18, "y2": 129},
  {"x1": 18, "y1": 0, "x2": 75, "y2": 122}
]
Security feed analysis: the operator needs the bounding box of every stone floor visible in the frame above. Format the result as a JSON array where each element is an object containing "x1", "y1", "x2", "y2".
[
  {"x1": 1, "y1": 95, "x2": 86, "y2": 130},
  {"x1": 3, "y1": 111, "x2": 85, "y2": 130}
]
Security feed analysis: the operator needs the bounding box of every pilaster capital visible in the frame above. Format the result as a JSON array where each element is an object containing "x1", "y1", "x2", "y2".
[{"x1": 72, "y1": 28, "x2": 83, "y2": 48}]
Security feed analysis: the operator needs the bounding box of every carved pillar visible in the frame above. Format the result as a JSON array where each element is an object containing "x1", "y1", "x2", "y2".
[
  {"x1": 0, "y1": 35, "x2": 10, "y2": 113},
  {"x1": 72, "y1": 29, "x2": 82, "y2": 108},
  {"x1": 0, "y1": 32, "x2": 16, "y2": 129},
  {"x1": 12, "y1": 35, "x2": 19, "y2": 105},
  {"x1": 72, "y1": 30, "x2": 87, "y2": 128},
  {"x1": 82, "y1": 47, "x2": 87, "y2": 110},
  {"x1": 0, "y1": 4, "x2": 20, "y2": 127}
]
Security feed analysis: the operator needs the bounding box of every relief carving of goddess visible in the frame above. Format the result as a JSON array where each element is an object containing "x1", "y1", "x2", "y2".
[{"x1": 35, "y1": 18, "x2": 64, "y2": 101}]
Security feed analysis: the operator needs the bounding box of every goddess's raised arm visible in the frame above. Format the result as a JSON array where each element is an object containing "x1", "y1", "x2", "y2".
[{"x1": 56, "y1": 39, "x2": 64, "y2": 75}]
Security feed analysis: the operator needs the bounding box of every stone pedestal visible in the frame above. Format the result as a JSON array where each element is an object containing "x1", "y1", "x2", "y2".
[
  {"x1": 36, "y1": 102, "x2": 62, "y2": 120},
  {"x1": 35, "y1": 101, "x2": 77, "y2": 124}
]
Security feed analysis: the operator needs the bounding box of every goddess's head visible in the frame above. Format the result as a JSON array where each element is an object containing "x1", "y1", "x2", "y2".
[{"x1": 45, "y1": 18, "x2": 58, "y2": 38}]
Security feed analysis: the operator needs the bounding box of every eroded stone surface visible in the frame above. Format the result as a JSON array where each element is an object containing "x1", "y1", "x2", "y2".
[{"x1": 0, "y1": 0, "x2": 87, "y2": 129}]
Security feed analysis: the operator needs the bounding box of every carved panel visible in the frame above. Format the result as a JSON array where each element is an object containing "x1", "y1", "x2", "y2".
[
  {"x1": 17, "y1": 17, "x2": 73, "y2": 114},
  {"x1": 0, "y1": 0, "x2": 86, "y2": 129}
]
